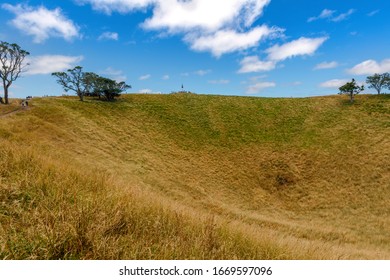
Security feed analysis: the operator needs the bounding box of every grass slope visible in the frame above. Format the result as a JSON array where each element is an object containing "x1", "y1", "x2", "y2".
[{"x1": 0, "y1": 94, "x2": 389, "y2": 259}]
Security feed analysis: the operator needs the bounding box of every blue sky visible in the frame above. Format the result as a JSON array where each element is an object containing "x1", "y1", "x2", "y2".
[{"x1": 1, "y1": 0, "x2": 389, "y2": 98}]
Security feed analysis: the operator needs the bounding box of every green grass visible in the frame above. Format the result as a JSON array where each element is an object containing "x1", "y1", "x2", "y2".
[{"x1": 0, "y1": 93, "x2": 389, "y2": 259}]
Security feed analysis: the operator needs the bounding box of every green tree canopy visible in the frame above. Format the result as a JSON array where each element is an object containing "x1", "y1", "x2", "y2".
[
  {"x1": 90, "y1": 76, "x2": 131, "y2": 101},
  {"x1": 52, "y1": 67, "x2": 131, "y2": 101},
  {"x1": 339, "y1": 79, "x2": 364, "y2": 103}
]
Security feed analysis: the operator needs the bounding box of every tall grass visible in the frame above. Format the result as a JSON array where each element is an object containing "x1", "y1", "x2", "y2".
[{"x1": 0, "y1": 143, "x2": 305, "y2": 259}]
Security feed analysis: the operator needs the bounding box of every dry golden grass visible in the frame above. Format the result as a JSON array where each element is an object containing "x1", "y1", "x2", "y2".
[{"x1": 0, "y1": 94, "x2": 389, "y2": 259}]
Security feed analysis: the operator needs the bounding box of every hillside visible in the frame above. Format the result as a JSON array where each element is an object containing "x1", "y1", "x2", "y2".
[{"x1": 0, "y1": 93, "x2": 389, "y2": 259}]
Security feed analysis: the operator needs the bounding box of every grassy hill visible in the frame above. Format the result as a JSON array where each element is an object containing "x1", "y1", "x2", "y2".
[{"x1": 0, "y1": 93, "x2": 389, "y2": 259}]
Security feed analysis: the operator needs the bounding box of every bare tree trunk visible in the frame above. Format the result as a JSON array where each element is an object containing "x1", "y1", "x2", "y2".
[
  {"x1": 350, "y1": 92, "x2": 354, "y2": 103},
  {"x1": 78, "y1": 91, "x2": 84, "y2": 101},
  {"x1": 4, "y1": 87, "x2": 8, "y2": 104},
  {"x1": 3, "y1": 81, "x2": 9, "y2": 104}
]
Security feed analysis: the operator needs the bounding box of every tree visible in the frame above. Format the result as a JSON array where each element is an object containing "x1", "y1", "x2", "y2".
[
  {"x1": 93, "y1": 77, "x2": 131, "y2": 101},
  {"x1": 366, "y1": 73, "x2": 390, "y2": 94},
  {"x1": 385, "y1": 75, "x2": 390, "y2": 93},
  {"x1": 83, "y1": 73, "x2": 130, "y2": 101},
  {"x1": 53, "y1": 67, "x2": 130, "y2": 101},
  {"x1": 83, "y1": 72, "x2": 100, "y2": 97},
  {"x1": 339, "y1": 79, "x2": 364, "y2": 103},
  {"x1": 0, "y1": 41, "x2": 30, "y2": 104},
  {"x1": 52, "y1": 66, "x2": 88, "y2": 101}
]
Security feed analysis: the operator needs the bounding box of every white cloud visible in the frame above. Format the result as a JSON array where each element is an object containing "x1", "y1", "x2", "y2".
[
  {"x1": 186, "y1": 26, "x2": 281, "y2": 57},
  {"x1": 77, "y1": 0, "x2": 154, "y2": 14},
  {"x1": 25, "y1": 55, "x2": 83, "y2": 75},
  {"x1": 308, "y1": 9, "x2": 335, "y2": 22},
  {"x1": 238, "y1": 56, "x2": 276, "y2": 73},
  {"x1": 80, "y1": 0, "x2": 270, "y2": 32},
  {"x1": 331, "y1": 9, "x2": 355, "y2": 22},
  {"x1": 139, "y1": 74, "x2": 151, "y2": 80},
  {"x1": 142, "y1": 0, "x2": 271, "y2": 33},
  {"x1": 246, "y1": 81, "x2": 275, "y2": 94},
  {"x1": 2, "y1": 3, "x2": 80, "y2": 43},
  {"x1": 238, "y1": 37, "x2": 328, "y2": 74},
  {"x1": 162, "y1": 75, "x2": 170, "y2": 80},
  {"x1": 320, "y1": 79, "x2": 349, "y2": 88},
  {"x1": 102, "y1": 67, "x2": 127, "y2": 81},
  {"x1": 348, "y1": 59, "x2": 390, "y2": 75},
  {"x1": 314, "y1": 61, "x2": 339, "y2": 70},
  {"x1": 208, "y1": 79, "x2": 230, "y2": 84},
  {"x1": 308, "y1": 8, "x2": 355, "y2": 23},
  {"x1": 98, "y1": 31, "x2": 119, "y2": 41},
  {"x1": 79, "y1": 0, "x2": 274, "y2": 57},
  {"x1": 266, "y1": 37, "x2": 328, "y2": 61},
  {"x1": 79, "y1": 0, "x2": 328, "y2": 71},
  {"x1": 139, "y1": 88, "x2": 152, "y2": 93}
]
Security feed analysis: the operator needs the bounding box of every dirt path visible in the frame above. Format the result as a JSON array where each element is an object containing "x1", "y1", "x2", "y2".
[{"x1": 0, "y1": 106, "x2": 30, "y2": 118}]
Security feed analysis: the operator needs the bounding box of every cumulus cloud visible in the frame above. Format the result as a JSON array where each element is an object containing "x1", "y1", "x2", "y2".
[
  {"x1": 246, "y1": 81, "x2": 275, "y2": 94},
  {"x1": 139, "y1": 74, "x2": 151, "y2": 80},
  {"x1": 266, "y1": 37, "x2": 328, "y2": 61},
  {"x1": 98, "y1": 31, "x2": 119, "y2": 41},
  {"x1": 79, "y1": 0, "x2": 327, "y2": 69},
  {"x1": 143, "y1": 0, "x2": 271, "y2": 34},
  {"x1": 238, "y1": 37, "x2": 327, "y2": 74},
  {"x1": 148, "y1": 1, "x2": 280, "y2": 57},
  {"x1": 78, "y1": 0, "x2": 274, "y2": 57},
  {"x1": 79, "y1": 0, "x2": 270, "y2": 32},
  {"x1": 162, "y1": 75, "x2": 170, "y2": 80},
  {"x1": 348, "y1": 59, "x2": 390, "y2": 75},
  {"x1": 238, "y1": 56, "x2": 276, "y2": 73},
  {"x1": 320, "y1": 79, "x2": 349, "y2": 88},
  {"x1": 314, "y1": 61, "x2": 339, "y2": 70},
  {"x1": 2, "y1": 3, "x2": 80, "y2": 43},
  {"x1": 186, "y1": 26, "x2": 281, "y2": 57},
  {"x1": 25, "y1": 55, "x2": 83, "y2": 75}
]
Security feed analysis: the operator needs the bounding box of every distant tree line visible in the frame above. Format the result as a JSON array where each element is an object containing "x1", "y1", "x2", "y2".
[{"x1": 52, "y1": 66, "x2": 131, "y2": 102}]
